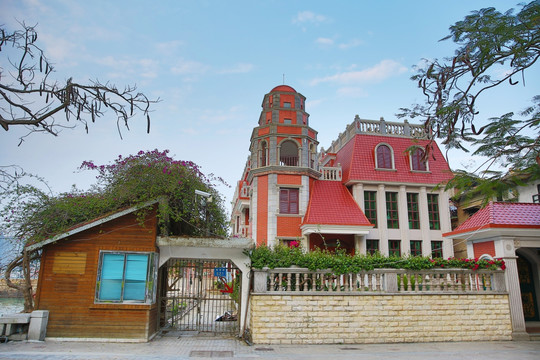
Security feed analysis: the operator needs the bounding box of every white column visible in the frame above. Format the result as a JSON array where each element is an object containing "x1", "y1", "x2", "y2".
[
  {"x1": 419, "y1": 187, "x2": 430, "y2": 256},
  {"x1": 377, "y1": 184, "x2": 388, "y2": 255},
  {"x1": 439, "y1": 188, "x2": 454, "y2": 257},
  {"x1": 504, "y1": 256, "x2": 530, "y2": 340},
  {"x1": 497, "y1": 237, "x2": 529, "y2": 340},
  {"x1": 251, "y1": 177, "x2": 258, "y2": 243},
  {"x1": 267, "y1": 174, "x2": 277, "y2": 247},
  {"x1": 398, "y1": 185, "x2": 409, "y2": 255},
  {"x1": 438, "y1": 188, "x2": 452, "y2": 233},
  {"x1": 355, "y1": 234, "x2": 365, "y2": 255},
  {"x1": 301, "y1": 176, "x2": 310, "y2": 215},
  {"x1": 352, "y1": 183, "x2": 364, "y2": 209}
]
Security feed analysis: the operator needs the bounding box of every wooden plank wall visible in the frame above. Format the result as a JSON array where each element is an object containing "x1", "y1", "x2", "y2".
[{"x1": 35, "y1": 209, "x2": 159, "y2": 340}]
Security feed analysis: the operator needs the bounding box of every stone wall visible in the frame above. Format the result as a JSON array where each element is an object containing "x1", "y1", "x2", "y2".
[{"x1": 249, "y1": 294, "x2": 512, "y2": 345}]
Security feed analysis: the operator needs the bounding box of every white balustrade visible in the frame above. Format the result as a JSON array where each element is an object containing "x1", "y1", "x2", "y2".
[{"x1": 252, "y1": 268, "x2": 506, "y2": 294}]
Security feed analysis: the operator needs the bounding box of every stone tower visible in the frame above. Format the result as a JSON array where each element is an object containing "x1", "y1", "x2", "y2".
[{"x1": 247, "y1": 85, "x2": 319, "y2": 246}]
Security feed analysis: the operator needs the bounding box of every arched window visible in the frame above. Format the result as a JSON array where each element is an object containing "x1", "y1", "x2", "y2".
[
  {"x1": 376, "y1": 144, "x2": 393, "y2": 169},
  {"x1": 279, "y1": 140, "x2": 299, "y2": 166},
  {"x1": 411, "y1": 147, "x2": 427, "y2": 171},
  {"x1": 259, "y1": 141, "x2": 268, "y2": 167}
]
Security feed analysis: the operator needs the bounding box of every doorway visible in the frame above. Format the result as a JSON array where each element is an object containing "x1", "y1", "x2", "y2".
[{"x1": 159, "y1": 258, "x2": 241, "y2": 334}]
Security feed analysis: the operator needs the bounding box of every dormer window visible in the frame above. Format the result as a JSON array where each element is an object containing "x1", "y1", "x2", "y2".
[
  {"x1": 375, "y1": 144, "x2": 394, "y2": 170},
  {"x1": 411, "y1": 147, "x2": 428, "y2": 171}
]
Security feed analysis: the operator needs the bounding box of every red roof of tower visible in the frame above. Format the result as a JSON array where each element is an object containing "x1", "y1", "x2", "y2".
[
  {"x1": 336, "y1": 135, "x2": 453, "y2": 185},
  {"x1": 444, "y1": 202, "x2": 540, "y2": 237},
  {"x1": 303, "y1": 181, "x2": 372, "y2": 226},
  {"x1": 271, "y1": 85, "x2": 297, "y2": 93}
]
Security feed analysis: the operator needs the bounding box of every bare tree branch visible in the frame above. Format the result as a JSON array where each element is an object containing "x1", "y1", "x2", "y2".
[{"x1": 0, "y1": 22, "x2": 160, "y2": 144}]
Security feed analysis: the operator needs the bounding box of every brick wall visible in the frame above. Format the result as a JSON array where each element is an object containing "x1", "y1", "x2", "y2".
[
  {"x1": 473, "y1": 241, "x2": 496, "y2": 258},
  {"x1": 249, "y1": 294, "x2": 512, "y2": 345}
]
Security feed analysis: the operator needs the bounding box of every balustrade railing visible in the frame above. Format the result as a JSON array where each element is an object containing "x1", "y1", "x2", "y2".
[
  {"x1": 279, "y1": 155, "x2": 299, "y2": 167},
  {"x1": 321, "y1": 166, "x2": 342, "y2": 181},
  {"x1": 252, "y1": 268, "x2": 506, "y2": 294}
]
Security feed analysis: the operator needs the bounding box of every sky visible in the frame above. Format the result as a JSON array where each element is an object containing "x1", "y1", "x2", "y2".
[{"x1": 1, "y1": 0, "x2": 538, "y2": 218}]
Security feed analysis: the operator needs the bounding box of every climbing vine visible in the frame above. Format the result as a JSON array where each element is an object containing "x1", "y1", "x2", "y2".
[{"x1": 1, "y1": 149, "x2": 229, "y2": 312}]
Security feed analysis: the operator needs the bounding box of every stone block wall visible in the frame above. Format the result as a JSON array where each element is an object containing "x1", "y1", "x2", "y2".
[{"x1": 249, "y1": 294, "x2": 512, "y2": 345}]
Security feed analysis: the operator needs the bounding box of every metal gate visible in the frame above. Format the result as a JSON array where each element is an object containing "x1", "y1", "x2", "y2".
[{"x1": 161, "y1": 259, "x2": 241, "y2": 334}]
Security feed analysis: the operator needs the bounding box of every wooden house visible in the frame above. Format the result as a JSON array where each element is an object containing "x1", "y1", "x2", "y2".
[{"x1": 28, "y1": 201, "x2": 161, "y2": 341}]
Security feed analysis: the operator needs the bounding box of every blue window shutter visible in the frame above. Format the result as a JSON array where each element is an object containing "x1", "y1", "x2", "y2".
[
  {"x1": 123, "y1": 254, "x2": 149, "y2": 300},
  {"x1": 99, "y1": 253, "x2": 124, "y2": 301}
]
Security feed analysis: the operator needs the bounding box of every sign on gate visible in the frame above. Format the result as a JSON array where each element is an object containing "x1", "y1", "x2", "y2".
[{"x1": 214, "y1": 267, "x2": 227, "y2": 277}]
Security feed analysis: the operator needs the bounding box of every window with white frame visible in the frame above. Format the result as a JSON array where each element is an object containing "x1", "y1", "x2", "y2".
[
  {"x1": 95, "y1": 251, "x2": 157, "y2": 304},
  {"x1": 279, "y1": 188, "x2": 299, "y2": 214},
  {"x1": 375, "y1": 144, "x2": 394, "y2": 169},
  {"x1": 410, "y1": 147, "x2": 428, "y2": 171}
]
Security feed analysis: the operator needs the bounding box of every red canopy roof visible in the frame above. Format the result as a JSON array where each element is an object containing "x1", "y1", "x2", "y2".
[
  {"x1": 444, "y1": 202, "x2": 540, "y2": 237},
  {"x1": 303, "y1": 180, "x2": 372, "y2": 226},
  {"x1": 336, "y1": 134, "x2": 453, "y2": 185}
]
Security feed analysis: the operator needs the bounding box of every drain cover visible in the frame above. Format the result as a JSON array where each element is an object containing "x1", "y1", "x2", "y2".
[
  {"x1": 189, "y1": 350, "x2": 234, "y2": 358},
  {"x1": 255, "y1": 347, "x2": 274, "y2": 351}
]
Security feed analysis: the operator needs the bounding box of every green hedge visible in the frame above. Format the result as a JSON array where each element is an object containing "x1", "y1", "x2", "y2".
[{"x1": 246, "y1": 245, "x2": 505, "y2": 274}]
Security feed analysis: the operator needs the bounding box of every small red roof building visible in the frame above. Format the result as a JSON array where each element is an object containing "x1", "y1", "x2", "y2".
[{"x1": 444, "y1": 202, "x2": 540, "y2": 238}]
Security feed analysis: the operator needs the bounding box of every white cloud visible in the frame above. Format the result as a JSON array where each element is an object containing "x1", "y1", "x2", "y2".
[
  {"x1": 155, "y1": 40, "x2": 184, "y2": 55},
  {"x1": 93, "y1": 56, "x2": 159, "y2": 79},
  {"x1": 310, "y1": 60, "x2": 409, "y2": 86},
  {"x1": 40, "y1": 33, "x2": 80, "y2": 63},
  {"x1": 306, "y1": 98, "x2": 325, "y2": 109},
  {"x1": 293, "y1": 11, "x2": 328, "y2": 24},
  {"x1": 171, "y1": 58, "x2": 209, "y2": 75},
  {"x1": 218, "y1": 63, "x2": 255, "y2": 74},
  {"x1": 199, "y1": 105, "x2": 245, "y2": 124},
  {"x1": 95, "y1": 56, "x2": 130, "y2": 68},
  {"x1": 316, "y1": 37, "x2": 334, "y2": 46},
  {"x1": 338, "y1": 39, "x2": 363, "y2": 49},
  {"x1": 181, "y1": 128, "x2": 199, "y2": 135},
  {"x1": 337, "y1": 87, "x2": 369, "y2": 98}
]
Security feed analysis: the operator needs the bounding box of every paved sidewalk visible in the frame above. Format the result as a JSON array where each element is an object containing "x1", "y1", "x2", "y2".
[{"x1": 1, "y1": 333, "x2": 539, "y2": 360}]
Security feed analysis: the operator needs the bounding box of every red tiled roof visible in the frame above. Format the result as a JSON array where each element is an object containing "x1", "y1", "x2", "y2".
[
  {"x1": 444, "y1": 202, "x2": 540, "y2": 237},
  {"x1": 336, "y1": 135, "x2": 453, "y2": 185},
  {"x1": 303, "y1": 180, "x2": 372, "y2": 226}
]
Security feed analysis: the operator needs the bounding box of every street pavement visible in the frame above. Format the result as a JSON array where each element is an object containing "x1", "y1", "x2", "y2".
[{"x1": 1, "y1": 333, "x2": 539, "y2": 360}]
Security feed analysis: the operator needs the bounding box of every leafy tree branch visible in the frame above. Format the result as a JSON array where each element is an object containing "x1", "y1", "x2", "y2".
[{"x1": 399, "y1": 1, "x2": 540, "y2": 203}]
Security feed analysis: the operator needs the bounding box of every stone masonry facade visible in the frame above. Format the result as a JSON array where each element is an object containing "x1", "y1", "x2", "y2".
[{"x1": 249, "y1": 294, "x2": 512, "y2": 345}]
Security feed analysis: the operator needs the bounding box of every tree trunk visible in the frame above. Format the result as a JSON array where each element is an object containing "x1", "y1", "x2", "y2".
[
  {"x1": 22, "y1": 249, "x2": 35, "y2": 312},
  {"x1": 4, "y1": 250, "x2": 35, "y2": 313}
]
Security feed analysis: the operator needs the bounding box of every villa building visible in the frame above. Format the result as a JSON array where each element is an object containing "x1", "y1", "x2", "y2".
[{"x1": 231, "y1": 85, "x2": 455, "y2": 257}]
